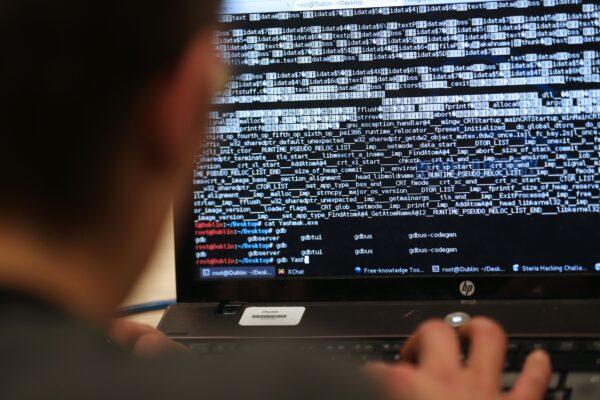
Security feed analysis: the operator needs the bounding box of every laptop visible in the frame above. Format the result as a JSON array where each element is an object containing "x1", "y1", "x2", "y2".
[{"x1": 159, "y1": 0, "x2": 600, "y2": 397}]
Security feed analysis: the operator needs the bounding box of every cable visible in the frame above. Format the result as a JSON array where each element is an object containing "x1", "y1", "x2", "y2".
[{"x1": 117, "y1": 299, "x2": 177, "y2": 317}]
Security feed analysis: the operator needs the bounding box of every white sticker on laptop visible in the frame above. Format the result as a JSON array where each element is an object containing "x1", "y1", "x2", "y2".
[{"x1": 239, "y1": 307, "x2": 306, "y2": 326}]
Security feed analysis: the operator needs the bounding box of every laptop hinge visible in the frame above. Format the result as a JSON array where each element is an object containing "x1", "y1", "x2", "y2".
[{"x1": 215, "y1": 302, "x2": 246, "y2": 315}]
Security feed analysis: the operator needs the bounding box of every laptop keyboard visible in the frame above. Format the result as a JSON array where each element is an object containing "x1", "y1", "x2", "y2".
[{"x1": 180, "y1": 339, "x2": 600, "y2": 400}]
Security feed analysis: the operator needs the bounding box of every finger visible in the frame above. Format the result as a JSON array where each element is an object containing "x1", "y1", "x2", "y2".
[
  {"x1": 460, "y1": 318, "x2": 507, "y2": 393},
  {"x1": 365, "y1": 362, "x2": 419, "y2": 400},
  {"x1": 402, "y1": 320, "x2": 462, "y2": 376},
  {"x1": 108, "y1": 320, "x2": 157, "y2": 347},
  {"x1": 506, "y1": 351, "x2": 552, "y2": 400},
  {"x1": 132, "y1": 333, "x2": 188, "y2": 357}
]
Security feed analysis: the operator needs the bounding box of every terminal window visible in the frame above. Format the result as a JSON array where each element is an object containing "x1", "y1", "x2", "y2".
[{"x1": 192, "y1": 0, "x2": 600, "y2": 280}]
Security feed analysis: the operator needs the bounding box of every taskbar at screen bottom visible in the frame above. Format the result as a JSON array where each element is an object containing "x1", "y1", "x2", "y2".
[{"x1": 197, "y1": 263, "x2": 600, "y2": 281}]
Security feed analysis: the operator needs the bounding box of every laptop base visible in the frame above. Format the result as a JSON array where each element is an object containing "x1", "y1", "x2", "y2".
[{"x1": 159, "y1": 300, "x2": 600, "y2": 339}]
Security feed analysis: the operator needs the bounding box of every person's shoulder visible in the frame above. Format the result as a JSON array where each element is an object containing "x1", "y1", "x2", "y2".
[
  {"x1": 0, "y1": 301, "x2": 378, "y2": 400},
  {"x1": 0, "y1": 301, "x2": 194, "y2": 399}
]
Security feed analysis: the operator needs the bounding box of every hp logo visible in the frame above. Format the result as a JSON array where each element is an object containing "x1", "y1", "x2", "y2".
[{"x1": 459, "y1": 281, "x2": 476, "y2": 297}]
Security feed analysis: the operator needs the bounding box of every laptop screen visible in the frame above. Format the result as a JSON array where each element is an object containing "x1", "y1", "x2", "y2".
[{"x1": 191, "y1": 0, "x2": 600, "y2": 282}]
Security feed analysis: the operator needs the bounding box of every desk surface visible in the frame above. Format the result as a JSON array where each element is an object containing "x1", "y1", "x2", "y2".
[{"x1": 123, "y1": 219, "x2": 176, "y2": 327}]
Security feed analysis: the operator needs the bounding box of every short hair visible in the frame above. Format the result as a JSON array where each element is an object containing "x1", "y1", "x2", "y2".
[{"x1": 0, "y1": 0, "x2": 221, "y2": 231}]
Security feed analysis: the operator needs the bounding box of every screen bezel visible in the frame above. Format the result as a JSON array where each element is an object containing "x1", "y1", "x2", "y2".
[{"x1": 175, "y1": 193, "x2": 600, "y2": 303}]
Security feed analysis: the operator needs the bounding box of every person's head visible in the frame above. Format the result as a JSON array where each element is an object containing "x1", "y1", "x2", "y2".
[{"x1": 0, "y1": 0, "x2": 224, "y2": 314}]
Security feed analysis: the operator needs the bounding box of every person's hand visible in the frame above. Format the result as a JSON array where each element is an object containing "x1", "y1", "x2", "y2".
[
  {"x1": 108, "y1": 319, "x2": 188, "y2": 357},
  {"x1": 367, "y1": 318, "x2": 552, "y2": 400}
]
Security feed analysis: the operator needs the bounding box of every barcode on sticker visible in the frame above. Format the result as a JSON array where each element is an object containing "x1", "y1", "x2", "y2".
[{"x1": 239, "y1": 307, "x2": 306, "y2": 326}]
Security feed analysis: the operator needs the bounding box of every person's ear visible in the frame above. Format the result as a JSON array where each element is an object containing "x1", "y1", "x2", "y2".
[{"x1": 143, "y1": 30, "x2": 222, "y2": 170}]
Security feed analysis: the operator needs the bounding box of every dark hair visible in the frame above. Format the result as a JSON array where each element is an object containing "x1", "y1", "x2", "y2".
[{"x1": 0, "y1": 0, "x2": 220, "y2": 230}]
